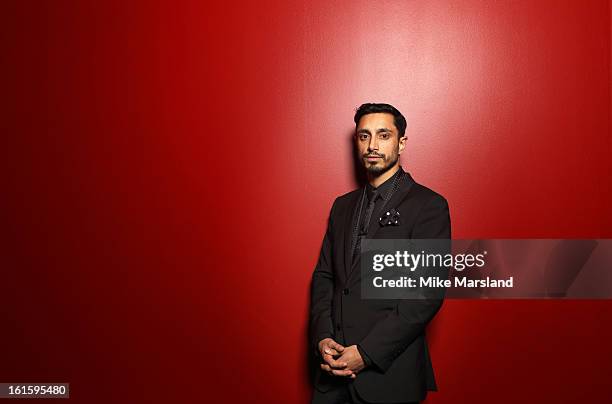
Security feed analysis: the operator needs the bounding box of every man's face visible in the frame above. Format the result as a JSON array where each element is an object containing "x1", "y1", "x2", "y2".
[{"x1": 355, "y1": 113, "x2": 406, "y2": 177}]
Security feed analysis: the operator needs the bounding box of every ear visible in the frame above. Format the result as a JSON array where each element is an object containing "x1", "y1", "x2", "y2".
[{"x1": 398, "y1": 135, "x2": 407, "y2": 154}]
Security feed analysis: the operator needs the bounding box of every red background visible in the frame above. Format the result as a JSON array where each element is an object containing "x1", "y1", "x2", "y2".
[{"x1": 2, "y1": 1, "x2": 612, "y2": 403}]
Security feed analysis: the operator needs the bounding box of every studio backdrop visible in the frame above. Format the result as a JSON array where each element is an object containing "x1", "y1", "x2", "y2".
[{"x1": 2, "y1": 1, "x2": 612, "y2": 403}]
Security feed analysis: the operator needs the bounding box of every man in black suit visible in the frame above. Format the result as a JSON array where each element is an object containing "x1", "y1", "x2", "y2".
[{"x1": 310, "y1": 103, "x2": 451, "y2": 404}]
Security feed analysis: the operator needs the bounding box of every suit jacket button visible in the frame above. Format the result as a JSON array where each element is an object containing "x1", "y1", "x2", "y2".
[{"x1": 342, "y1": 288, "x2": 349, "y2": 295}]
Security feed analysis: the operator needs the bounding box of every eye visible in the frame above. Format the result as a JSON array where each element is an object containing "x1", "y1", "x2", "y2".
[
  {"x1": 358, "y1": 133, "x2": 370, "y2": 141},
  {"x1": 379, "y1": 133, "x2": 390, "y2": 140}
]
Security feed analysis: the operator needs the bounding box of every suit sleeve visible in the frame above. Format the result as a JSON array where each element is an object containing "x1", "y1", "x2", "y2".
[
  {"x1": 309, "y1": 199, "x2": 338, "y2": 356},
  {"x1": 359, "y1": 194, "x2": 451, "y2": 372}
]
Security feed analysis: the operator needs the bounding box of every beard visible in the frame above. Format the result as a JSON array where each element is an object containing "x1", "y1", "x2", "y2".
[{"x1": 363, "y1": 151, "x2": 399, "y2": 178}]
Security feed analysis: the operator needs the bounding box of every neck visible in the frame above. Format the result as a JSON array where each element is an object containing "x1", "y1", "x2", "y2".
[{"x1": 368, "y1": 164, "x2": 400, "y2": 188}]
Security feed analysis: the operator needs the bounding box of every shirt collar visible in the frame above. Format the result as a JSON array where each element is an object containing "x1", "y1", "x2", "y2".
[{"x1": 366, "y1": 166, "x2": 404, "y2": 202}]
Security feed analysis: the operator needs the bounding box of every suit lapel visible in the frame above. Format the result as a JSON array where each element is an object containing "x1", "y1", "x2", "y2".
[{"x1": 343, "y1": 190, "x2": 362, "y2": 280}]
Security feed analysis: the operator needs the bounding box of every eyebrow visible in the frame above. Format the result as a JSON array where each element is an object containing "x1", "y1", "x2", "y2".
[{"x1": 356, "y1": 128, "x2": 394, "y2": 134}]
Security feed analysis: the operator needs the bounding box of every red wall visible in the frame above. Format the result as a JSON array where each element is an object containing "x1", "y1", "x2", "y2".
[{"x1": 2, "y1": 1, "x2": 612, "y2": 403}]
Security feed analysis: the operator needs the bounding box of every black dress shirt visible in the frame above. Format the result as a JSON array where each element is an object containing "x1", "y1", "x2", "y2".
[{"x1": 362, "y1": 168, "x2": 400, "y2": 231}]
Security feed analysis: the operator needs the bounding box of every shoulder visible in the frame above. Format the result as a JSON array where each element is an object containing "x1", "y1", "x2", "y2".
[
  {"x1": 326, "y1": 188, "x2": 361, "y2": 217},
  {"x1": 406, "y1": 180, "x2": 451, "y2": 236},
  {"x1": 334, "y1": 188, "x2": 361, "y2": 205},
  {"x1": 408, "y1": 181, "x2": 448, "y2": 207},
  {"x1": 406, "y1": 180, "x2": 451, "y2": 237}
]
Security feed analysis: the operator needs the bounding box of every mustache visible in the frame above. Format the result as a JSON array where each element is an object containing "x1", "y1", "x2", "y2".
[{"x1": 363, "y1": 153, "x2": 385, "y2": 158}]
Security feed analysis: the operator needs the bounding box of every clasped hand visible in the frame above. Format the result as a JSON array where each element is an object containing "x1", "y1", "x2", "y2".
[{"x1": 318, "y1": 338, "x2": 365, "y2": 379}]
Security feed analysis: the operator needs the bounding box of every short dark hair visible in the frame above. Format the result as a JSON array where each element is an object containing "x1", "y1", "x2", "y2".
[{"x1": 353, "y1": 103, "x2": 407, "y2": 138}]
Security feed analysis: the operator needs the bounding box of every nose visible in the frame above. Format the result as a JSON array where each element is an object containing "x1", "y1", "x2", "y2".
[{"x1": 367, "y1": 136, "x2": 379, "y2": 153}]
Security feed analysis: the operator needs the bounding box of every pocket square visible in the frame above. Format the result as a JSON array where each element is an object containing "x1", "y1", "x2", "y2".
[{"x1": 379, "y1": 208, "x2": 400, "y2": 226}]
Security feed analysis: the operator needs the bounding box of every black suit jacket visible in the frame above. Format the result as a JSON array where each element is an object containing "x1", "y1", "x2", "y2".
[{"x1": 310, "y1": 171, "x2": 451, "y2": 403}]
